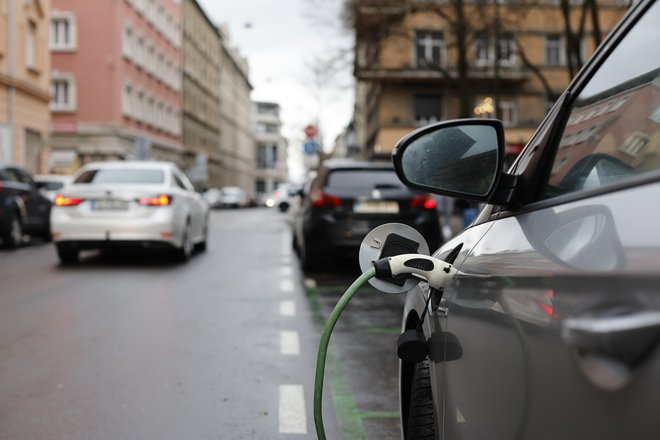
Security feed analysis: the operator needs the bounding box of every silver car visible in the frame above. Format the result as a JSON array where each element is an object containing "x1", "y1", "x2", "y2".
[
  {"x1": 51, "y1": 161, "x2": 209, "y2": 264},
  {"x1": 392, "y1": 1, "x2": 660, "y2": 438}
]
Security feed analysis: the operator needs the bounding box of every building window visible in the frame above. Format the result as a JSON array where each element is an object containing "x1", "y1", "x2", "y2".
[
  {"x1": 499, "y1": 100, "x2": 517, "y2": 127},
  {"x1": 135, "y1": 36, "x2": 144, "y2": 68},
  {"x1": 546, "y1": 34, "x2": 562, "y2": 66},
  {"x1": 415, "y1": 31, "x2": 444, "y2": 68},
  {"x1": 26, "y1": 21, "x2": 36, "y2": 69},
  {"x1": 50, "y1": 13, "x2": 77, "y2": 51},
  {"x1": 414, "y1": 94, "x2": 443, "y2": 125},
  {"x1": 122, "y1": 83, "x2": 132, "y2": 116},
  {"x1": 474, "y1": 33, "x2": 516, "y2": 65},
  {"x1": 50, "y1": 75, "x2": 76, "y2": 112},
  {"x1": 122, "y1": 24, "x2": 133, "y2": 59},
  {"x1": 498, "y1": 34, "x2": 515, "y2": 65},
  {"x1": 146, "y1": 97, "x2": 155, "y2": 126},
  {"x1": 147, "y1": 44, "x2": 155, "y2": 75},
  {"x1": 474, "y1": 33, "x2": 490, "y2": 65},
  {"x1": 618, "y1": 132, "x2": 649, "y2": 157},
  {"x1": 135, "y1": 90, "x2": 144, "y2": 122}
]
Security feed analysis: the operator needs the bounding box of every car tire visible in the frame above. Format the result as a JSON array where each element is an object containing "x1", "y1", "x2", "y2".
[
  {"x1": 300, "y1": 244, "x2": 320, "y2": 272},
  {"x1": 406, "y1": 359, "x2": 436, "y2": 440},
  {"x1": 3, "y1": 214, "x2": 23, "y2": 249},
  {"x1": 196, "y1": 219, "x2": 208, "y2": 252},
  {"x1": 278, "y1": 201, "x2": 289, "y2": 212},
  {"x1": 176, "y1": 220, "x2": 193, "y2": 262},
  {"x1": 56, "y1": 244, "x2": 80, "y2": 265}
]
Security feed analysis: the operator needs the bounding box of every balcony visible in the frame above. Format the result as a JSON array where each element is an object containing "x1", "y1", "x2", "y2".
[{"x1": 356, "y1": 62, "x2": 529, "y2": 84}]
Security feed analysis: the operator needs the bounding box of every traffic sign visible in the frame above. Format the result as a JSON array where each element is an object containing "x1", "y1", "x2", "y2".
[
  {"x1": 304, "y1": 124, "x2": 317, "y2": 139},
  {"x1": 303, "y1": 140, "x2": 318, "y2": 155}
]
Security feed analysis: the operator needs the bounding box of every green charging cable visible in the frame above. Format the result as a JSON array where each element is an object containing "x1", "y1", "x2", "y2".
[{"x1": 314, "y1": 267, "x2": 376, "y2": 440}]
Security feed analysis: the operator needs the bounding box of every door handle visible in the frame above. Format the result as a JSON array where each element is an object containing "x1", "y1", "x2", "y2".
[{"x1": 562, "y1": 311, "x2": 660, "y2": 367}]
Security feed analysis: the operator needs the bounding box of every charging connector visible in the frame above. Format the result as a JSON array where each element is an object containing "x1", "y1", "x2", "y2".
[{"x1": 373, "y1": 254, "x2": 457, "y2": 290}]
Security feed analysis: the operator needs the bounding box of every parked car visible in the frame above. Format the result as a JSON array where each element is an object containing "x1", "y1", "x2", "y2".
[
  {"x1": 292, "y1": 160, "x2": 441, "y2": 271},
  {"x1": 51, "y1": 161, "x2": 209, "y2": 264},
  {"x1": 393, "y1": 2, "x2": 660, "y2": 438},
  {"x1": 202, "y1": 188, "x2": 223, "y2": 209},
  {"x1": 266, "y1": 183, "x2": 303, "y2": 212},
  {"x1": 0, "y1": 165, "x2": 52, "y2": 248},
  {"x1": 219, "y1": 186, "x2": 247, "y2": 208},
  {"x1": 34, "y1": 174, "x2": 72, "y2": 202}
]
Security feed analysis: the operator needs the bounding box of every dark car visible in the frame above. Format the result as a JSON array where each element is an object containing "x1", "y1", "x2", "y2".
[
  {"x1": 292, "y1": 160, "x2": 441, "y2": 271},
  {"x1": 0, "y1": 165, "x2": 52, "y2": 248},
  {"x1": 393, "y1": 2, "x2": 660, "y2": 439}
]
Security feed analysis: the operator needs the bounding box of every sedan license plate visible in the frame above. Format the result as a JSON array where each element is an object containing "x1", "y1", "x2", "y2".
[
  {"x1": 91, "y1": 199, "x2": 129, "y2": 211},
  {"x1": 353, "y1": 200, "x2": 399, "y2": 214}
]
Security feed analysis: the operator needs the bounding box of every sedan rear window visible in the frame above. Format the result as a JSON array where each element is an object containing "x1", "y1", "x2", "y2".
[
  {"x1": 74, "y1": 169, "x2": 165, "y2": 184},
  {"x1": 325, "y1": 169, "x2": 405, "y2": 191}
]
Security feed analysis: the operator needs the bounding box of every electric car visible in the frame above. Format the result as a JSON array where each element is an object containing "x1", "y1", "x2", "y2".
[
  {"x1": 394, "y1": 2, "x2": 660, "y2": 438},
  {"x1": 51, "y1": 161, "x2": 209, "y2": 264},
  {"x1": 292, "y1": 160, "x2": 441, "y2": 271}
]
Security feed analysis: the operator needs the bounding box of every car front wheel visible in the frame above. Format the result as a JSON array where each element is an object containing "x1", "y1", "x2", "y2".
[
  {"x1": 406, "y1": 359, "x2": 437, "y2": 440},
  {"x1": 3, "y1": 215, "x2": 23, "y2": 249}
]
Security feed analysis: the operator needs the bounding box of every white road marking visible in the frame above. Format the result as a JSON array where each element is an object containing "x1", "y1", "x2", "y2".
[
  {"x1": 280, "y1": 330, "x2": 300, "y2": 355},
  {"x1": 280, "y1": 279, "x2": 294, "y2": 293},
  {"x1": 279, "y1": 384, "x2": 307, "y2": 434},
  {"x1": 281, "y1": 266, "x2": 293, "y2": 277},
  {"x1": 280, "y1": 300, "x2": 296, "y2": 317}
]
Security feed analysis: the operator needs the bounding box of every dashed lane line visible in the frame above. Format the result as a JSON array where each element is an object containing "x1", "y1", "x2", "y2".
[
  {"x1": 280, "y1": 300, "x2": 296, "y2": 317},
  {"x1": 280, "y1": 330, "x2": 301, "y2": 355},
  {"x1": 279, "y1": 384, "x2": 308, "y2": 434}
]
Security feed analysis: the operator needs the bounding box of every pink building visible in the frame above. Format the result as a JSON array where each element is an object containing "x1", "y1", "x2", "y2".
[{"x1": 49, "y1": 0, "x2": 183, "y2": 173}]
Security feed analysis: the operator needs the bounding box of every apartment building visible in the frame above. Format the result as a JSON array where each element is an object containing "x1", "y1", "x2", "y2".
[
  {"x1": 49, "y1": 0, "x2": 183, "y2": 173},
  {"x1": 182, "y1": 0, "x2": 220, "y2": 188},
  {"x1": 218, "y1": 26, "x2": 255, "y2": 194},
  {"x1": 254, "y1": 101, "x2": 287, "y2": 195},
  {"x1": 351, "y1": 0, "x2": 629, "y2": 158},
  {"x1": 0, "y1": 0, "x2": 51, "y2": 172}
]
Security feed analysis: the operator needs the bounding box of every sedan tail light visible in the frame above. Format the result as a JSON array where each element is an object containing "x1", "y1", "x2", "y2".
[
  {"x1": 410, "y1": 194, "x2": 437, "y2": 210},
  {"x1": 55, "y1": 194, "x2": 84, "y2": 206},
  {"x1": 138, "y1": 194, "x2": 173, "y2": 206},
  {"x1": 310, "y1": 190, "x2": 341, "y2": 207}
]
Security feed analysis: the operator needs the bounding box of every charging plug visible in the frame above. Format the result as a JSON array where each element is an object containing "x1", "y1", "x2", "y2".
[{"x1": 373, "y1": 254, "x2": 457, "y2": 290}]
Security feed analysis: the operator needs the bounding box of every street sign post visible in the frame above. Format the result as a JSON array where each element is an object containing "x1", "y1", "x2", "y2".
[{"x1": 303, "y1": 140, "x2": 318, "y2": 155}]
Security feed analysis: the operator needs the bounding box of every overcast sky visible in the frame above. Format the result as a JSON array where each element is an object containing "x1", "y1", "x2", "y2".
[{"x1": 198, "y1": 0, "x2": 354, "y2": 180}]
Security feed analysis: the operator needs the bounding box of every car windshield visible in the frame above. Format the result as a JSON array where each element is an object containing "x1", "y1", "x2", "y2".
[{"x1": 74, "y1": 169, "x2": 165, "y2": 184}]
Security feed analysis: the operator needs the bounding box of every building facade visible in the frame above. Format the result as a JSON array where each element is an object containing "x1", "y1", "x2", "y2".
[
  {"x1": 254, "y1": 101, "x2": 287, "y2": 195},
  {"x1": 351, "y1": 0, "x2": 629, "y2": 158},
  {"x1": 218, "y1": 27, "x2": 255, "y2": 193},
  {"x1": 182, "y1": 0, "x2": 220, "y2": 189},
  {"x1": 49, "y1": 0, "x2": 183, "y2": 174},
  {"x1": 0, "y1": 0, "x2": 51, "y2": 172}
]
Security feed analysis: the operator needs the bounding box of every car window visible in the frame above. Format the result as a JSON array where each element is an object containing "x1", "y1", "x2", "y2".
[
  {"x1": 325, "y1": 169, "x2": 405, "y2": 191},
  {"x1": 40, "y1": 181, "x2": 65, "y2": 190},
  {"x1": 75, "y1": 169, "x2": 165, "y2": 184},
  {"x1": 14, "y1": 169, "x2": 36, "y2": 186},
  {"x1": 540, "y1": 2, "x2": 660, "y2": 200},
  {"x1": 172, "y1": 172, "x2": 187, "y2": 189},
  {"x1": 1, "y1": 169, "x2": 21, "y2": 183}
]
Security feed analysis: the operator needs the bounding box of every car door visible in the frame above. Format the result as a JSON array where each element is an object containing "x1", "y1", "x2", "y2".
[
  {"x1": 12, "y1": 168, "x2": 50, "y2": 231},
  {"x1": 436, "y1": 2, "x2": 660, "y2": 439}
]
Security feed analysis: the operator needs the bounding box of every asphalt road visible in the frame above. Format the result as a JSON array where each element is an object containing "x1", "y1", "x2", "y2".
[{"x1": 0, "y1": 208, "x2": 403, "y2": 439}]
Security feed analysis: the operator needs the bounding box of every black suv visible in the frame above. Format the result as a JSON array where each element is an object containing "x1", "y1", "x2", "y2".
[
  {"x1": 0, "y1": 165, "x2": 52, "y2": 248},
  {"x1": 292, "y1": 160, "x2": 441, "y2": 271}
]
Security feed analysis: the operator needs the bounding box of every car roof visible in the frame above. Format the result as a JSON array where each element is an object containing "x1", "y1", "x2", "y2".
[{"x1": 78, "y1": 161, "x2": 176, "y2": 170}]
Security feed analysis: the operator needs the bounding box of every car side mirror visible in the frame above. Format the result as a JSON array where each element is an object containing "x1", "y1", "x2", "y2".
[{"x1": 392, "y1": 119, "x2": 507, "y2": 202}]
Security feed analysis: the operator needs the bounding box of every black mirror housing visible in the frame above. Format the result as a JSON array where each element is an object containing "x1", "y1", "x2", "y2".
[{"x1": 392, "y1": 119, "x2": 507, "y2": 203}]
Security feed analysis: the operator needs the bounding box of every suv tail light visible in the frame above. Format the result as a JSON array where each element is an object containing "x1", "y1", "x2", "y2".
[
  {"x1": 138, "y1": 194, "x2": 172, "y2": 206},
  {"x1": 310, "y1": 190, "x2": 341, "y2": 207},
  {"x1": 410, "y1": 194, "x2": 436, "y2": 210},
  {"x1": 55, "y1": 194, "x2": 84, "y2": 206}
]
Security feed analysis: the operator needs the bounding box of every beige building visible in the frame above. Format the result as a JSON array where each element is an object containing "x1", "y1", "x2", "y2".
[
  {"x1": 254, "y1": 101, "x2": 287, "y2": 195},
  {"x1": 218, "y1": 26, "x2": 255, "y2": 193},
  {"x1": 0, "y1": 0, "x2": 51, "y2": 172},
  {"x1": 182, "y1": 0, "x2": 221, "y2": 188},
  {"x1": 352, "y1": 0, "x2": 629, "y2": 158}
]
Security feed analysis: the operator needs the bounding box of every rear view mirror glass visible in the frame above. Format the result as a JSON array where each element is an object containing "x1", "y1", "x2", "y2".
[{"x1": 400, "y1": 123, "x2": 500, "y2": 198}]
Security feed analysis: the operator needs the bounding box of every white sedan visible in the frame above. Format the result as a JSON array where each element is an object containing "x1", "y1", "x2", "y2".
[{"x1": 51, "y1": 161, "x2": 209, "y2": 264}]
